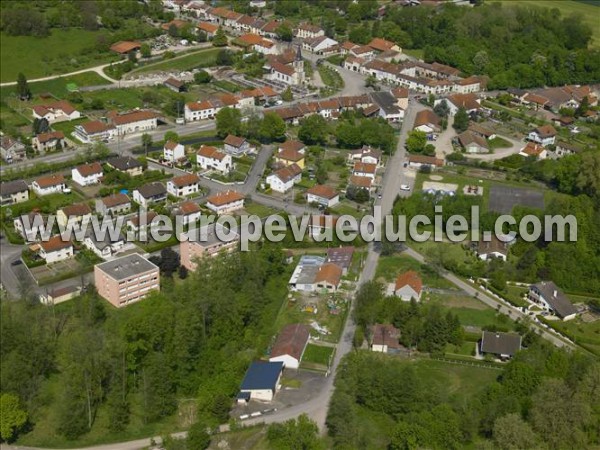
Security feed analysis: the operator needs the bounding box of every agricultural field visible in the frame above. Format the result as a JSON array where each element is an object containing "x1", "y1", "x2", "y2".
[
  {"x1": 493, "y1": 1, "x2": 600, "y2": 48},
  {"x1": 0, "y1": 29, "x2": 119, "y2": 82}
]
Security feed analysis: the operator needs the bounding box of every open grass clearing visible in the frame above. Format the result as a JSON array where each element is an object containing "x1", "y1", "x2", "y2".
[
  {"x1": 302, "y1": 343, "x2": 334, "y2": 366},
  {"x1": 376, "y1": 254, "x2": 454, "y2": 289},
  {"x1": 131, "y1": 48, "x2": 221, "y2": 75}
]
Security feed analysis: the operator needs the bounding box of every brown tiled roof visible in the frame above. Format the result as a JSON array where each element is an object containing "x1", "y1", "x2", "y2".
[
  {"x1": 101, "y1": 193, "x2": 130, "y2": 208},
  {"x1": 349, "y1": 175, "x2": 372, "y2": 188},
  {"x1": 395, "y1": 270, "x2": 422, "y2": 295},
  {"x1": 76, "y1": 162, "x2": 103, "y2": 177},
  {"x1": 371, "y1": 323, "x2": 401, "y2": 348},
  {"x1": 207, "y1": 190, "x2": 244, "y2": 206},
  {"x1": 198, "y1": 145, "x2": 227, "y2": 161},
  {"x1": 170, "y1": 173, "x2": 199, "y2": 187},
  {"x1": 458, "y1": 130, "x2": 488, "y2": 150},
  {"x1": 164, "y1": 140, "x2": 180, "y2": 150},
  {"x1": 414, "y1": 110, "x2": 440, "y2": 128},
  {"x1": 80, "y1": 120, "x2": 114, "y2": 134},
  {"x1": 61, "y1": 202, "x2": 92, "y2": 217},
  {"x1": 521, "y1": 142, "x2": 545, "y2": 157},
  {"x1": 523, "y1": 93, "x2": 548, "y2": 106},
  {"x1": 111, "y1": 110, "x2": 158, "y2": 126},
  {"x1": 280, "y1": 140, "x2": 305, "y2": 153},
  {"x1": 352, "y1": 45, "x2": 373, "y2": 55},
  {"x1": 186, "y1": 100, "x2": 215, "y2": 111},
  {"x1": 534, "y1": 125, "x2": 557, "y2": 138},
  {"x1": 477, "y1": 235, "x2": 508, "y2": 256},
  {"x1": 110, "y1": 41, "x2": 141, "y2": 54},
  {"x1": 314, "y1": 263, "x2": 342, "y2": 286},
  {"x1": 161, "y1": 19, "x2": 190, "y2": 30},
  {"x1": 306, "y1": 184, "x2": 337, "y2": 199},
  {"x1": 224, "y1": 134, "x2": 246, "y2": 148},
  {"x1": 341, "y1": 41, "x2": 358, "y2": 51},
  {"x1": 238, "y1": 33, "x2": 263, "y2": 46},
  {"x1": 271, "y1": 62, "x2": 295, "y2": 77},
  {"x1": 36, "y1": 131, "x2": 64, "y2": 143},
  {"x1": 391, "y1": 87, "x2": 409, "y2": 99},
  {"x1": 368, "y1": 37, "x2": 396, "y2": 52},
  {"x1": 34, "y1": 174, "x2": 65, "y2": 188},
  {"x1": 270, "y1": 323, "x2": 310, "y2": 361},
  {"x1": 178, "y1": 201, "x2": 200, "y2": 215},
  {"x1": 40, "y1": 235, "x2": 72, "y2": 253},
  {"x1": 408, "y1": 154, "x2": 444, "y2": 166},
  {"x1": 353, "y1": 162, "x2": 377, "y2": 174},
  {"x1": 448, "y1": 93, "x2": 480, "y2": 111},
  {"x1": 198, "y1": 21, "x2": 219, "y2": 33},
  {"x1": 164, "y1": 77, "x2": 185, "y2": 89},
  {"x1": 277, "y1": 148, "x2": 304, "y2": 162},
  {"x1": 272, "y1": 163, "x2": 302, "y2": 183},
  {"x1": 262, "y1": 19, "x2": 281, "y2": 33},
  {"x1": 296, "y1": 23, "x2": 323, "y2": 33}
]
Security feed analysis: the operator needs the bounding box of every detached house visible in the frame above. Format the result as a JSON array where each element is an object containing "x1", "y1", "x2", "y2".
[
  {"x1": 133, "y1": 182, "x2": 167, "y2": 207},
  {"x1": 72, "y1": 162, "x2": 103, "y2": 186},
  {"x1": 519, "y1": 142, "x2": 547, "y2": 160},
  {"x1": 206, "y1": 190, "x2": 245, "y2": 215},
  {"x1": 83, "y1": 231, "x2": 126, "y2": 259},
  {"x1": 164, "y1": 141, "x2": 185, "y2": 163},
  {"x1": 14, "y1": 212, "x2": 48, "y2": 242},
  {"x1": 479, "y1": 331, "x2": 521, "y2": 360},
  {"x1": 266, "y1": 164, "x2": 302, "y2": 193},
  {"x1": 32, "y1": 131, "x2": 65, "y2": 153},
  {"x1": 275, "y1": 141, "x2": 306, "y2": 168},
  {"x1": 394, "y1": 271, "x2": 423, "y2": 301},
  {"x1": 528, "y1": 281, "x2": 577, "y2": 321},
  {"x1": 32, "y1": 100, "x2": 80, "y2": 123},
  {"x1": 0, "y1": 136, "x2": 26, "y2": 163},
  {"x1": 458, "y1": 130, "x2": 489, "y2": 154},
  {"x1": 0, "y1": 180, "x2": 29, "y2": 206},
  {"x1": 37, "y1": 236, "x2": 74, "y2": 264},
  {"x1": 197, "y1": 21, "x2": 219, "y2": 39},
  {"x1": 370, "y1": 324, "x2": 401, "y2": 353},
  {"x1": 352, "y1": 162, "x2": 377, "y2": 180},
  {"x1": 167, "y1": 173, "x2": 200, "y2": 197},
  {"x1": 314, "y1": 263, "x2": 343, "y2": 293},
  {"x1": 96, "y1": 193, "x2": 131, "y2": 216},
  {"x1": 555, "y1": 141, "x2": 583, "y2": 158},
  {"x1": 57, "y1": 203, "x2": 92, "y2": 229},
  {"x1": 528, "y1": 125, "x2": 557, "y2": 146},
  {"x1": 413, "y1": 110, "x2": 441, "y2": 134},
  {"x1": 184, "y1": 100, "x2": 219, "y2": 121},
  {"x1": 306, "y1": 185, "x2": 340, "y2": 208},
  {"x1": 197, "y1": 145, "x2": 233, "y2": 173},
  {"x1": 173, "y1": 201, "x2": 201, "y2": 226},
  {"x1": 295, "y1": 23, "x2": 324, "y2": 39},
  {"x1": 32, "y1": 174, "x2": 66, "y2": 196},
  {"x1": 224, "y1": 135, "x2": 254, "y2": 155},
  {"x1": 268, "y1": 324, "x2": 310, "y2": 369},
  {"x1": 107, "y1": 156, "x2": 144, "y2": 176},
  {"x1": 368, "y1": 37, "x2": 401, "y2": 53}
]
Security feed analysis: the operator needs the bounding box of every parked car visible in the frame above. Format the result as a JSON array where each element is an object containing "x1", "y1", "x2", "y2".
[
  {"x1": 11, "y1": 260, "x2": 22, "y2": 266},
  {"x1": 400, "y1": 184, "x2": 411, "y2": 191}
]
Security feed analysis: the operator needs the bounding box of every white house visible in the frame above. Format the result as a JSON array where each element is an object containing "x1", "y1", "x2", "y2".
[
  {"x1": 14, "y1": 212, "x2": 48, "y2": 242},
  {"x1": 31, "y1": 174, "x2": 67, "y2": 196},
  {"x1": 32, "y1": 100, "x2": 80, "y2": 123},
  {"x1": 519, "y1": 142, "x2": 548, "y2": 160},
  {"x1": 197, "y1": 145, "x2": 233, "y2": 173},
  {"x1": 72, "y1": 162, "x2": 103, "y2": 186},
  {"x1": 0, "y1": 136, "x2": 26, "y2": 163},
  {"x1": 302, "y1": 36, "x2": 338, "y2": 54},
  {"x1": 477, "y1": 236, "x2": 509, "y2": 261},
  {"x1": 184, "y1": 100, "x2": 219, "y2": 121},
  {"x1": 528, "y1": 281, "x2": 577, "y2": 321},
  {"x1": 109, "y1": 110, "x2": 159, "y2": 136},
  {"x1": 268, "y1": 324, "x2": 310, "y2": 369},
  {"x1": 224, "y1": 134, "x2": 254, "y2": 155},
  {"x1": 166, "y1": 173, "x2": 200, "y2": 197},
  {"x1": 266, "y1": 164, "x2": 302, "y2": 193},
  {"x1": 528, "y1": 125, "x2": 557, "y2": 146},
  {"x1": 205, "y1": 190, "x2": 245, "y2": 215},
  {"x1": 352, "y1": 162, "x2": 377, "y2": 180},
  {"x1": 163, "y1": 141, "x2": 185, "y2": 162},
  {"x1": 74, "y1": 120, "x2": 116, "y2": 143},
  {"x1": 295, "y1": 23, "x2": 325, "y2": 39},
  {"x1": 38, "y1": 236, "x2": 74, "y2": 264},
  {"x1": 439, "y1": 93, "x2": 481, "y2": 116},
  {"x1": 306, "y1": 185, "x2": 340, "y2": 208},
  {"x1": 394, "y1": 271, "x2": 422, "y2": 301},
  {"x1": 173, "y1": 201, "x2": 201, "y2": 226},
  {"x1": 132, "y1": 182, "x2": 167, "y2": 207},
  {"x1": 83, "y1": 231, "x2": 126, "y2": 259}
]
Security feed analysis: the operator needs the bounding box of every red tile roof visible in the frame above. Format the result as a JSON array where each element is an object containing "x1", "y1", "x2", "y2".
[
  {"x1": 110, "y1": 41, "x2": 141, "y2": 54},
  {"x1": 368, "y1": 37, "x2": 396, "y2": 52},
  {"x1": 198, "y1": 21, "x2": 219, "y2": 33},
  {"x1": 34, "y1": 174, "x2": 65, "y2": 188},
  {"x1": 314, "y1": 263, "x2": 343, "y2": 286},
  {"x1": 395, "y1": 270, "x2": 422, "y2": 295},
  {"x1": 270, "y1": 323, "x2": 310, "y2": 361},
  {"x1": 40, "y1": 235, "x2": 72, "y2": 253},
  {"x1": 224, "y1": 134, "x2": 246, "y2": 148},
  {"x1": 198, "y1": 145, "x2": 227, "y2": 161},
  {"x1": 206, "y1": 190, "x2": 244, "y2": 206},
  {"x1": 60, "y1": 202, "x2": 92, "y2": 217},
  {"x1": 76, "y1": 162, "x2": 103, "y2": 177},
  {"x1": 170, "y1": 173, "x2": 200, "y2": 187},
  {"x1": 101, "y1": 193, "x2": 130, "y2": 208},
  {"x1": 306, "y1": 184, "x2": 337, "y2": 199},
  {"x1": 111, "y1": 110, "x2": 159, "y2": 126},
  {"x1": 80, "y1": 120, "x2": 114, "y2": 134},
  {"x1": 36, "y1": 131, "x2": 64, "y2": 144}
]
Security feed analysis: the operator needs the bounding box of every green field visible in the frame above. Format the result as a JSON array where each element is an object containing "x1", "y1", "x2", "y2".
[
  {"x1": 132, "y1": 48, "x2": 221, "y2": 74},
  {"x1": 302, "y1": 344, "x2": 334, "y2": 366},
  {"x1": 493, "y1": 0, "x2": 600, "y2": 48},
  {"x1": 1, "y1": 72, "x2": 111, "y2": 102},
  {"x1": 0, "y1": 29, "x2": 119, "y2": 82}
]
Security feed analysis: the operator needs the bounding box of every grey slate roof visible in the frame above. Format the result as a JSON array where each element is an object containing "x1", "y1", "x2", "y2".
[
  {"x1": 0, "y1": 180, "x2": 28, "y2": 196},
  {"x1": 480, "y1": 331, "x2": 521, "y2": 356},
  {"x1": 137, "y1": 182, "x2": 166, "y2": 199},
  {"x1": 532, "y1": 281, "x2": 577, "y2": 318},
  {"x1": 108, "y1": 156, "x2": 143, "y2": 171},
  {"x1": 96, "y1": 253, "x2": 158, "y2": 281}
]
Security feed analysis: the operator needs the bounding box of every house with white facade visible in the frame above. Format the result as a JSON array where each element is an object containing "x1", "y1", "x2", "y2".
[
  {"x1": 528, "y1": 125, "x2": 557, "y2": 146},
  {"x1": 205, "y1": 190, "x2": 245, "y2": 215},
  {"x1": 132, "y1": 182, "x2": 167, "y2": 207},
  {"x1": 37, "y1": 236, "x2": 74, "y2": 264},
  {"x1": 352, "y1": 162, "x2": 377, "y2": 180},
  {"x1": 302, "y1": 36, "x2": 338, "y2": 54},
  {"x1": 173, "y1": 201, "x2": 201, "y2": 226},
  {"x1": 528, "y1": 281, "x2": 577, "y2": 321},
  {"x1": 74, "y1": 120, "x2": 116, "y2": 143},
  {"x1": 83, "y1": 231, "x2": 126, "y2": 259},
  {"x1": 31, "y1": 174, "x2": 67, "y2": 196},
  {"x1": 268, "y1": 324, "x2": 310, "y2": 369},
  {"x1": 72, "y1": 162, "x2": 103, "y2": 186},
  {"x1": 163, "y1": 141, "x2": 185, "y2": 162},
  {"x1": 394, "y1": 271, "x2": 422, "y2": 301},
  {"x1": 109, "y1": 110, "x2": 159, "y2": 136},
  {"x1": 295, "y1": 23, "x2": 324, "y2": 39},
  {"x1": 167, "y1": 173, "x2": 200, "y2": 197},
  {"x1": 197, "y1": 145, "x2": 233, "y2": 173},
  {"x1": 224, "y1": 134, "x2": 254, "y2": 155},
  {"x1": 266, "y1": 164, "x2": 302, "y2": 193},
  {"x1": 184, "y1": 100, "x2": 220, "y2": 121},
  {"x1": 32, "y1": 100, "x2": 81, "y2": 123},
  {"x1": 96, "y1": 193, "x2": 131, "y2": 216},
  {"x1": 14, "y1": 212, "x2": 48, "y2": 242},
  {"x1": 306, "y1": 185, "x2": 340, "y2": 208},
  {"x1": 0, "y1": 136, "x2": 26, "y2": 163}
]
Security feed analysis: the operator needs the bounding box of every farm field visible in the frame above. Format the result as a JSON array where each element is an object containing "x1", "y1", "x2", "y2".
[
  {"x1": 493, "y1": 0, "x2": 600, "y2": 48},
  {"x1": 0, "y1": 29, "x2": 118, "y2": 82}
]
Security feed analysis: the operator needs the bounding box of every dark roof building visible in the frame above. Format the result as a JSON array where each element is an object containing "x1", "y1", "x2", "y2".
[
  {"x1": 529, "y1": 281, "x2": 577, "y2": 320},
  {"x1": 480, "y1": 331, "x2": 521, "y2": 359},
  {"x1": 238, "y1": 361, "x2": 284, "y2": 402}
]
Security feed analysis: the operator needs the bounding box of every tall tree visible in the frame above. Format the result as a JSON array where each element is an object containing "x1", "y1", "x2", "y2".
[
  {"x1": 0, "y1": 393, "x2": 28, "y2": 442},
  {"x1": 16, "y1": 73, "x2": 31, "y2": 101},
  {"x1": 215, "y1": 107, "x2": 242, "y2": 138}
]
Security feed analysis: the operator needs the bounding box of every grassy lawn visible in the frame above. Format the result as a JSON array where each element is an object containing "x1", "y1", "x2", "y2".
[
  {"x1": 0, "y1": 29, "x2": 119, "y2": 82},
  {"x1": 502, "y1": 285, "x2": 529, "y2": 307},
  {"x1": 318, "y1": 65, "x2": 344, "y2": 92},
  {"x1": 51, "y1": 118, "x2": 89, "y2": 137},
  {"x1": 488, "y1": 136, "x2": 513, "y2": 150},
  {"x1": 492, "y1": 0, "x2": 600, "y2": 48},
  {"x1": 540, "y1": 316, "x2": 600, "y2": 357},
  {"x1": 302, "y1": 343, "x2": 334, "y2": 366},
  {"x1": 445, "y1": 341, "x2": 477, "y2": 357},
  {"x1": 244, "y1": 203, "x2": 280, "y2": 218},
  {"x1": 402, "y1": 48, "x2": 425, "y2": 59},
  {"x1": 376, "y1": 254, "x2": 454, "y2": 289},
  {"x1": 212, "y1": 79, "x2": 242, "y2": 92},
  {"x1": 132, "y1": 48, "x2": 221, "y2": 75},
  {"x1": 80, "y1": 87, "x2": 145, "y2": 111},
  {"x1": 329, "y1": 200, "x2": 368, "y2": 219}
]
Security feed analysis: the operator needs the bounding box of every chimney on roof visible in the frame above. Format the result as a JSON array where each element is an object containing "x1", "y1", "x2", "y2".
[{"x1": 553, "y1": 290, "x2": 558, "y2": 297}]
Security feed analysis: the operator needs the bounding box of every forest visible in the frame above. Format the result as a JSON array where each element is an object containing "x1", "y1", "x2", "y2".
[
  {"x1": 326, "y1": 346, "x2": 600, "y2": 449},
  {"x1": 0, "y1": 244, "x2": 291, "y2": 445}
]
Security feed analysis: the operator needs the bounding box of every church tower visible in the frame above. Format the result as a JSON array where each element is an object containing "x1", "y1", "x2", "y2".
[{"x1": 293, "y1": 44, "x2": 305, "y2": 85}]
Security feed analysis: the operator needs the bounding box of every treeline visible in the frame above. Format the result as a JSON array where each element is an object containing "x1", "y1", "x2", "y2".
[
  {"x1": 327, "y1": 346, "x2": 600, "y2": 449},
  {"x1": 392, "y1": 185, "x2": 600, "y2": 293},
  {"x1": 0, "y1": 244, "x2": 291, "y2": 443},
  {"x1": 385, "y1": 3, "x2": 600, "y2": 89}
]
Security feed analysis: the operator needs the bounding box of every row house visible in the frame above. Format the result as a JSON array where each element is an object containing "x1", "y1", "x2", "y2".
[
  {"x1": 294, "y1": 23, "x2": 325, "y2": 40},
  {"x1": 108, "y1": 110, "x2": 159, "y2": 136},
  {"x1": 197, "y1": 21, "x2": 219, "y2": 39},
  {"x1": 166, "y1": 173, "x2": 201, "y2": 197},
  {"x1": 236, "y1": 33, "x2": 278, "y2": 55},
  {"x1": 184, "y1": 99, "x2": 220, "y2": 121},
  {"x1": 74, "y1": 120, "x2": 115, "y2": 143}
]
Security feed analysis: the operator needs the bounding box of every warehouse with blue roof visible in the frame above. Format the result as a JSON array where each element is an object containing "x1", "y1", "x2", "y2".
[{"x1": 237, "y1": 361, "x2": 284, "y2": 403}]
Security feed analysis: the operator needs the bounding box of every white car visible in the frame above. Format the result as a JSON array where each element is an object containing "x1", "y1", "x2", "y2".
[{"x1": 400, "y1": 184, "x2": 411, "y2": 191}]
